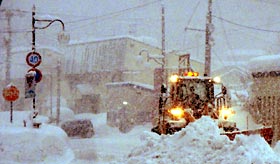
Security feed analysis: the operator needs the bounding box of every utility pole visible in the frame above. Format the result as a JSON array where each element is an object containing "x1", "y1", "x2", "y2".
[
  {"x1": 161, "y1": 2, "x2": 166, "y2": 78},
  {"x1": 204, "y1": 0, "x2": 213, "y2": 76},
  {"x1": 160, "y1": 1, "x2": 167, "y2": 134},
  {"x1": 2, "y1": 9, "x2": 13, "y2": 111},
  {"x1": 4, "y1": 10, "x2": 13, "y2": 85}
]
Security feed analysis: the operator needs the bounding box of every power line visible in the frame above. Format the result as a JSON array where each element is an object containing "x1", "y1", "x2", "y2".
[
  {"x1": 213, "y1": 15, "x2": 280, "y2": 33},
  {"x1": 1, "y1": 0, "x2": 160, "y2": 33},
  {"x1": 0, "y1": 29, "x2": 31, "y2": 34},
  {"x1": 65, "y1": 0, "x2": 161, "y2": 33},
  {"x1": 183, "y1": 1, "x2": 201, "y2": 49},
  {"x1": 184, "y1": 27, "x2": 205, "y2": 32},
  {"x1": 1, "y1": 7, "x2": 90, "y2": 18},
  {"x1": 65, "y1": 0, "x2": 160, "y2": 24},
  {"x1": 216, "y1": 0, "x2": 236, "y2": 67}
]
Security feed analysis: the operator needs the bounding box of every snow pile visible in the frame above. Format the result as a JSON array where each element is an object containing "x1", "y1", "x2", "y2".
[
  {"x1": 0, "y1": 124, "x2": 75, "y2": 164},
  {"x1": 122, "y1": 116, "x2": 280, "y2": 164},
  {"x1": 0, "y1": 111, "x2": 49, "y2": 127},
  {"x1": 49, "y1": 107, "x2": 75, "y2": 123}
]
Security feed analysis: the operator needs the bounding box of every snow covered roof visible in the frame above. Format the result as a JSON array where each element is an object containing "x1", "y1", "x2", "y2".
[
  {"x1": 68, "y1": 35, "x2": 160, "y2": 49},
  {"x1": 167, "y1": 50, "x2": 204, "y2": 63},
  {"x1": 105, "y1": 81, "x2": 154, "y2": 91},
  {"x1": 212, "y1": 65, "x2": 249, "y2": 77},
  {"x1": 216, "y1": 49, "x2": 268, "y2": 70},
  {"x1": 248, "y1": 54, "x2": 280, "y2": 72}
]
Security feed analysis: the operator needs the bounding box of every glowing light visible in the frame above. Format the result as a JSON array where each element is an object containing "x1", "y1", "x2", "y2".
[
  {"x1": 184, "y1": 72, "x2": 199, "y2": 77},
  {"x1": 169, "y1": 107, "x2": 184, "y2": 118},
  {"x1": 170, "y1": 74, "x2": 179, "y2": 83},
  {"x1": 187, "y1": 72, "x2": 193, "y2": 76},
  {"x1": 220, "y1": 107, "x2": 234, "y2": 120},
  {"x1": 213, "y1": 76, "x2": 221, "y2": 83},
  {"x1": 123, "y1": 101, "x2": 128, "y2": 105}
]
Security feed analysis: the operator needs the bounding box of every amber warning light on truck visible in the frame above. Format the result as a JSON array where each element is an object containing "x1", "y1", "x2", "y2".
[{"x1": 185, "y1": 71, "x2": 199, "y2": 77}]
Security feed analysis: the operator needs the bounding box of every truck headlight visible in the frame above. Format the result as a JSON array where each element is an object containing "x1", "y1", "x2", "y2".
[
  {"x1": 169, "y1": 74, "x2": 179, "y2": 83},
  {"x1": 169, "y1": 107, "x2": 184, "y2": 119},
  {"x1": 213, "y1": 76, "x2": 221, "y2": 83},
  {"x1": 220, "y1": 107, "x2": 234, "y2": 120}
]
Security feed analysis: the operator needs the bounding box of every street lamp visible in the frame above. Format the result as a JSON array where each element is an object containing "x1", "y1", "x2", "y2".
[
  {"x1": 138, "y1": 48, "x2": 167, "y2": 134},
  {"x1": 30, "y1": 5, "x2": 70, "y2": 126},
  {"x1": 138, "y1": 49, "x2": 164, "y2": 66}
]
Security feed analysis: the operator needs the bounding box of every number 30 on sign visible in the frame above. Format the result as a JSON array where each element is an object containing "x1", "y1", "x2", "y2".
[{"x1": 26, "y1": 52, "x2": 42, "y2": 67}]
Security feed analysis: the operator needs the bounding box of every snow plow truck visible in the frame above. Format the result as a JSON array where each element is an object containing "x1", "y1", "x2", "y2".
[
  {"x1": 151, "y1": 54, "x2": 273, "y2": 144},
  {"x1": 151, "y1": 70, "x2": 234, "y2": 135}
]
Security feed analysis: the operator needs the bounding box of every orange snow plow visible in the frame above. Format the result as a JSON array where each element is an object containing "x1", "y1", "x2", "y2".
[{"x1": 220, "y1": 126, "x2": 273, "y2": 145}]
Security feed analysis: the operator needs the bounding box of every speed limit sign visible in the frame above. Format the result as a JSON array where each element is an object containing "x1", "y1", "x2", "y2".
[{"x1": 26, "y1": 51, "x2": 42, "y2": 67}]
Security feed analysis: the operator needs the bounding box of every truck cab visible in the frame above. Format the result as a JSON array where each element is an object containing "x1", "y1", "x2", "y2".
[{"x1": 152, "y1": 72, "x2": 233, "y2": 135}]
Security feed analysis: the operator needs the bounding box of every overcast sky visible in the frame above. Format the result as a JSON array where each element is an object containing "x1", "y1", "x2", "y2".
[{"x1": 1, "y1": 0, "x2": 280, "y2": 69}]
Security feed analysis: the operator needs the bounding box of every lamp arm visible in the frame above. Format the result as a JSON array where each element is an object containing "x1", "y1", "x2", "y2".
[
  {"x1": 34, "y1": 19, "x2": 65, "y2": 31},
  {"x1": 149, "y1": 57, "x2": 164, "y2": 66}
]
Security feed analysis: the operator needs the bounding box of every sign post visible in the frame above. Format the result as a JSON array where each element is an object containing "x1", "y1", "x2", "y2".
[
  {"x1": 25, "y1": 51, "x2": 43, "y2": 128},
  {"x1": 2, "y1": 84, "x2": 19, "y2": 123}
]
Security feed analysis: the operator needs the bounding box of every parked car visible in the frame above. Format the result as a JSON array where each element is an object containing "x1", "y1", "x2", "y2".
[{"x1": 61, "y1": 119, "x2": 94, "y2": 138}]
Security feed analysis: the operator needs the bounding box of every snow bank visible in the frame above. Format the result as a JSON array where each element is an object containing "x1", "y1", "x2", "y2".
[
  {"x1": 0, "y1": 124, "x2": 74, "y2": 164},
  {"x1": 0, "y1": 111, "x2": 74, "y2": 164},
  {"x1": 121, "y1": 116, "x2": 280, "y2": 164},
  {"x1": 49, "y1": 107, "x2": 75, "y2": 123},
  {"x1": 0, "y1": 111, "x2": 49, "y2": 127}
]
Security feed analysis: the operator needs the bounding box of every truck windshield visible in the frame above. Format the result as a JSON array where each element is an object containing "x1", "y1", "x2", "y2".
[{"x1": 172, "y1": 79, "x2": 207, "y2": 102}]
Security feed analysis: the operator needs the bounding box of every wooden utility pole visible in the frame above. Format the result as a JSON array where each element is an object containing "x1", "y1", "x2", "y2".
[
  {"x1": 3, "y1": 10, "x2": 13, "y2": 85},
  {"x1": 204, "y1": 0, "x2": 213, "y2": 76},
  {"x1": 158, "y1": 2, "x2": 167, "y2": 134},
  {"x1": 161, "y1": 2, "x2": 166, "y2": 86},
  {"x1": 2, "y1": 9, "x2": 13, "y2": 111}
]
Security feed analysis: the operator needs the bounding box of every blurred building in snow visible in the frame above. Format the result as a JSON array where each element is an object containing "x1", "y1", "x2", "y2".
[
  {"x1": 246, "y1": 54, "x2": 280, "y2": 145},
  {"x1": 63, "y1": 36, "x2": 204, "y2": 126},
  {"x1": 0, "y1": 36, "x2": 204, "y2": 124}
]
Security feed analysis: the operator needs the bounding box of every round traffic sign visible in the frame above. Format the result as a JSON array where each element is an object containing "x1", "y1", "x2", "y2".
[
  {"x1": 28, "y1": 68, "x2": 43, "y2": 83},
  {"x1": 2, "y1": 85, "x2": 19, "y2": 102},
  {"x1": 26, "y1": 51, "x2": 42, "y2": 67}
]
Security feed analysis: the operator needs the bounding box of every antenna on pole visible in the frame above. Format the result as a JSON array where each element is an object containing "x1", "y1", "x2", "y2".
[{"x1": 204, "y1": 0, "x2": 213, "y2": 76}]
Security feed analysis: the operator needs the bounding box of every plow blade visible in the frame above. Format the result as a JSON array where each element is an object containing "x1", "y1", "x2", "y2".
[{"x1": 220, "y1": 127, "x2": 273, "y2": 145}]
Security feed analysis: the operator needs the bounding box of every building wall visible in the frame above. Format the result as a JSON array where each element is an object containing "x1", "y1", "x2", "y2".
[
  {"x1": 122, "y1": 39, "x2": 163, "y2": 85},
  {"x1": 247, "y1": 72, "x2": 280, "y2": 126},
  {"x1": 105, "y1": 83, "x2": 156, "y2": 127},
  {"x1": 64, "y1": 38, "x2": 127, "y2": 74},
  {"x1": 63, "y1": 37, "x2": 182, "y2": 113},
  {"x1": 1, "y1": 37, "x2": 204, "y2": 117}
]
